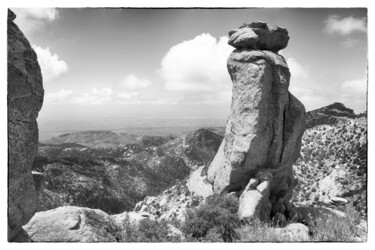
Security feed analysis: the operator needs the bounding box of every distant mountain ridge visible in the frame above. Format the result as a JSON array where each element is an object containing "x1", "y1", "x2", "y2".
[
  {"x1": 305, "y1": 102, "x2": 362, "y2": 129},
  {"x1": 43, "y1": 130, "x2": 175, "y2": 149}
]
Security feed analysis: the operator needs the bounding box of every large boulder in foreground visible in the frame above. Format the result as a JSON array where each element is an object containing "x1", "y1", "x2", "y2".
[
  {"x1": 23, "y1": 206, "x2": 119, "y2": 242},
  {"x1": 207, "y1": 22, "x2": 305, "y2": 223},
  {"x1": 8, "y1": 9, "x2": 44, "y2": 240},
  {"x1": 23, "y1": 206, "x2": 156, "y2": 242}
]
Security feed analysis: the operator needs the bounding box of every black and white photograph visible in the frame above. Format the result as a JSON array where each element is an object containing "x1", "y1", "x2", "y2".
[{"x1": 4, "y1": 1, "x2": 371, "y2": 245}]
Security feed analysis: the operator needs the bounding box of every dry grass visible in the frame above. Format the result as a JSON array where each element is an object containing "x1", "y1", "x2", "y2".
[
  {"x1": 310, "y1": 207, "x2": 366, "y2": 242},
  {"x1": 235, "y1": 220, "x2": 289, "y2": 242}
]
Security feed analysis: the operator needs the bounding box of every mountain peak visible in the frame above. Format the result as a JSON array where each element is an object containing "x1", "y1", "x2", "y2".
[{"x1": 306, "y1": 102, "x2": 357, "y2": 129}]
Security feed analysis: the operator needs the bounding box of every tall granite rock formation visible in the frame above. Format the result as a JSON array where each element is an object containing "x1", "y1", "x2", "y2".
[
  {"x1": 8, "y1": 9, "x2": 44, "y2": 240},
  {"x1": 207, "y1": 22, "x2": 306, "y2": 223}
]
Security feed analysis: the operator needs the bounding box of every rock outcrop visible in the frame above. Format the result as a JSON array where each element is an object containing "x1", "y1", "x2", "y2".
[
  {"x1": 23, "y1": 206, "x2": 122, "y2": 242},
  {"x1": 207, "y1": 21, "x2": 306, "y2": 223},
  {"x1": 23, "y1": 206, "x2": 160, "y2": 242},
  {"x1": 8, "y1": 9, "x2": 44, "y2": 240}
]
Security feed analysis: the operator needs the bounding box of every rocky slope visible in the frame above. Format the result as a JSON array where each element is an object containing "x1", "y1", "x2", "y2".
[
  {"x1": 292, "y1": 117, "x2": 367, "y2": 218},
  {"x1": 133, "y1": 108, "x2": 367, "y2": 228},
  {"x1": 8, "y1": 9, "x2": 44, "y2": 241},
  {"x1": 32, "y1": 129, "x2": 222, "y2": 214}
]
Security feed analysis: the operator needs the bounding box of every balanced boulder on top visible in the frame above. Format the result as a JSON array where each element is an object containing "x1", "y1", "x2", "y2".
[{"x1": 228, "y1": 21, "x2": 289, "y2": 52}]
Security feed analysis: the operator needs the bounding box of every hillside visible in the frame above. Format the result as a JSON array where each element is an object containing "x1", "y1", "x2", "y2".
[
  {"x1": 44, "y1": 130, "x2": 125, "y2": 148},
  {"x1": 292, "y1": 117, "x2": 367, "y2": 218},
  {"x1": 305, "y1": 102, "x2": 357, "y2": 129},
  {"x1": 131, "y1": 108, "x2": 368, "y2": 225},
  {"x1": 32, "y1": 129, "x2": 222, "y2": 214}
]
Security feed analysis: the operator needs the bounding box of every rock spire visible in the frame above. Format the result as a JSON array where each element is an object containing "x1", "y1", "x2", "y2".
[{"x1": 207, "y1": 21, "x2": 306, "y2": 223}]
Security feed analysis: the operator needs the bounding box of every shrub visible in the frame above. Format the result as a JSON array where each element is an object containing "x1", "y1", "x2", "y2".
[
  {"x1": 191, "y1": 197, "x2": 200, "y2": 207},
  {"x1": 183, "y1": 194, "x2": 240, "y2": 242},
  {"x1": 121, "y1": 216, "x2": 179, "y2": 242}
]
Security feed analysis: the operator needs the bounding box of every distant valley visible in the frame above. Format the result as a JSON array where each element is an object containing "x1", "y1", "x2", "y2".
[{"x1": 33, "y1": 102, "x2": 367, "y2": 220}]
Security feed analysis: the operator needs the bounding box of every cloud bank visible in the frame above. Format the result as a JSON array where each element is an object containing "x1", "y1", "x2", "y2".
[
  {"x1": 324, "y1": 15, "x2": 367, "y2": 36},
  {"x1": 160, "y1": 33, "x2": 233, "y2": 95},
  {"x1": 33, "y1": 45, "x2": 68, "y2": 83},
  {"x1": 120, "y1": 74, "x2": 151, "y2": 89},
  {"x1": 12, "y1": 8, "x2": 58, "y2": 36}
]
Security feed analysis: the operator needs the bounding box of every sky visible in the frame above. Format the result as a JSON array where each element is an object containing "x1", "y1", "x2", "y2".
[{"x1": 11, "y1": 8, "x2": 368, "y2": 127}]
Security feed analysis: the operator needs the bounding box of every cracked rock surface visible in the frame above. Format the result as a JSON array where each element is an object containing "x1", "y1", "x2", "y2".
[{"x1": 8, "y1": 9, "x2": 44, "y2": 241}]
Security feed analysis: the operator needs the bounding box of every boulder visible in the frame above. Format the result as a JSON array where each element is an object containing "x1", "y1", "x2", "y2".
[
  {"x1": 8, "y1": 9, "x2": 44, "y2": 241},
  {"x1": 23, "y1": 206, "x2": 177, "y2": 242},
  {"x1": 23, "y1": 206, "x2": 119, "y2": 242},
  {"x1": 330, "y1": 196, "x2": 349, "y2": 205},
  {"x1": 238, "y1": 171, "x2": 272, "y2": 223},
  {"x1": 207, "y1": 22, "x2": 305, "y2": 223},
  {"x1": 228, "y1": 21, "x2": 289, "y2": 52}
]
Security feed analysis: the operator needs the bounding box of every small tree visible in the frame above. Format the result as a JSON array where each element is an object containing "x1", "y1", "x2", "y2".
[
  {"x1": 183, "y1": 194, "x2": 240, "y2": 242},
  {"x1": 122, "y1": 217, "x2": 177, "y2": 242}
]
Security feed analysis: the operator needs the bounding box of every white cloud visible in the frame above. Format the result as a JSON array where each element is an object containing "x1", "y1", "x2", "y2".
[
  {"x1": 32, "y1": 45, "x2": 68, "y2": 83},
  {"x1": 45, "y1": 88, "x2": 143, "y2": 105},
  {"x1": 324, "y1": 15, "x2": 367, "y2": 35},
  {"x1": 12, "y1": 8, "x2": 58, "y2": 35},
  {"x1": 339, "y1": 74, "x2": 367, "y2": 113},
  {"x1": 340, "y1": 74, "x2": 367, "y2": 97},
  {"x1": 286, "y1": 57, "x2": 309, "y2": 79},
  {"x1": 159, "y1": 33, "x2": 233, "y2": 92},
  {"x1": 117, "y1": 92, "x2": 139, "y2": 100},
  {"x1": 289, "y1": 85, "x2": 332, "y2": 111},
  {"x1": 74, "y1": 88, "x2": 114, "y2": 105},
  {"x1": 44, "y1": 90, "x2": 73, "y2": 104},
  {"x1": 120, "y1": 74, "x2": 151, "y2": 89}
]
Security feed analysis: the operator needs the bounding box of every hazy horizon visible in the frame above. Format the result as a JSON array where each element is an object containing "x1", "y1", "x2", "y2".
[{"x1": 11, "y1": 8, "x2": 368, "y2": 138}]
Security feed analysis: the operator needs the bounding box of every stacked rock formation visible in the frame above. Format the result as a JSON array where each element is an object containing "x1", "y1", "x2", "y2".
[
  {"x1": 8, "y1": 9, "x2": 44, "y2": 240},
  {"x1": 207, "y1": 22, "x2": 306, "y2": 224}
]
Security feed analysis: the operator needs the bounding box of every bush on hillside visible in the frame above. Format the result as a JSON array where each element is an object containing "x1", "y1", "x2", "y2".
[
  {"x1": 183, "y1": 194, "x2": 240, "y2": 242},
  {"x1": 121, "y1": 216, "x2": 179, "y2": 242}
]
